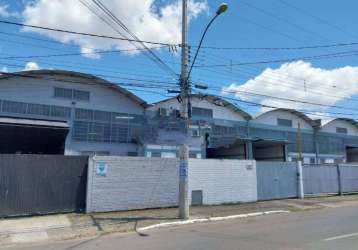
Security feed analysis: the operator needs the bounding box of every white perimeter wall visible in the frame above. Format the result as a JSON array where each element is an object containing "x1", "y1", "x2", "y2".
[
  {"x1": 86, "y1": 157, "x2": 258, "y2": 213},
  {"x1": 86, "y1": 156, "x2": 179, "y2": 212},
  {"x1": 189, "y1": 159, "x2": 258, "y2": 204}
]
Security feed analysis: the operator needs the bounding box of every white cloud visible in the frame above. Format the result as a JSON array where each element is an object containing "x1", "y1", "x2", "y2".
[
  {"x1": 0, "y1": 4, "x2": 20, "y2": 18},
  {"x1": 24, "y1": 62, "x2": 40, "y2": 71},
  {"x1": 223, "y1": 61, "x2": 358, "y2": 117},
  {"x1": 21, "y1": 0, "x2": 208, "y2": 58}
]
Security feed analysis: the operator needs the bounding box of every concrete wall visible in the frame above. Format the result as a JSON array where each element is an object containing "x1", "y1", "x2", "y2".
[
  {"x1": 189, "y1": 159, "x2": 257, "y2": 204},
  {"x1": 86, "y1": 157, "x2": 258, "y2": 212},
  {"x1": 86, "y1": 156, "x2": 179, "y2": 212}
]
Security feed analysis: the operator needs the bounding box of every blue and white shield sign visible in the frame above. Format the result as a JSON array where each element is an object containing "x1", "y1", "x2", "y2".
[{"x1": 96, "y1": 162, "x2": 107, "y2": 177}]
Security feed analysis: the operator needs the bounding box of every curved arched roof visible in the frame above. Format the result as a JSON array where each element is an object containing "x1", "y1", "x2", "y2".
[
  {"x1": 152, "y1": 94, "x2": 252, "y2": 120},
  {"x1": 0, "y1": 70, "x2": 148, "y2": 107},
  {"x1": 322, "y1": 118, "x2": 358, "y2": 130},
  {"x1": 254, "y1": 108, "x2": 321, "y2": 128}
]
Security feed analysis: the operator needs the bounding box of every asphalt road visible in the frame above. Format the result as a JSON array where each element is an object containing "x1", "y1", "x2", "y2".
[{"x1": 6, "y1": 204, "x2": 358, "y2": 250}]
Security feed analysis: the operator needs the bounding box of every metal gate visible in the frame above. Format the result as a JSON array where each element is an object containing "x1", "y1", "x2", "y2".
[
  {"x1": 303, "y1": 164, "x2": 339, "y2": 195},
  {"x1": 340, "y1": 164, "x2": 358, "y2": 193},
  {"x1": 257, "y1": 161, "x2": 298, "y2": 201},
  {"x1": 0, "y1": 154, "x2": 88, "y2": 217}
]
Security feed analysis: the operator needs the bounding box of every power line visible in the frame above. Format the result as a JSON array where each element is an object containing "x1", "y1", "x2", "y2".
[
  {"x1": 212, "y1": 93, "x2": 358, "y2": 119},
  {"x1": 0, "y1": 51, "x2": 179, "y2": 81},
  {"x1": 240, "y1": 0, "x2": 329, "y2": 42},
  {"x1": 277, "y1": 0, "x2": 358, "y2": 40},
  {"x1": 0, "y1": 71, "x2": 175, "y2": 90},
  {"x1": 0, "y1": 61, "x2": 178, "y2": 87},
  {"x1": 0, "y1": 20, "x2": 178, "y2": 47},
  {"x1": 0, "y1": 46, "x2": 167, "y2": 60},
  {"x1": 190, "y1": 55, "x2": 358, "y2": 102},
  {"x1": 0, "y1": 70, "x2": 356, "y2": 118},
  {"x1": 200, "y1": 41, "x2": 358, "y2": 51},
  {"x1": 78, "y1": 0, "x2": 178, "y2": 77},
  {"x1": 218, "y1": 88, "x2": 358, "y2": 112},
  {"x1": 194, "y1": 49, "x2": 358, "y2": 68}
]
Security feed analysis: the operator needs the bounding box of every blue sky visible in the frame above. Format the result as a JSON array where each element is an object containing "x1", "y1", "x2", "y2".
[{"x1": 1, "y1": 0, "x2": 358, "y2": 120}]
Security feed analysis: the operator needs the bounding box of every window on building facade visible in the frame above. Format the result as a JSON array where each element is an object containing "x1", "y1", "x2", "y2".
[
  {"x1": 189, "y1": 152, "x2": 196, "y2": 158},
  {"x1": 54, "y1": 87, "x2": 90, "y2": 101},
  {"x1": 151, "y1": 152, "x2": 161, "y2": 158},
  {"x1": 192, "y1": 107, "x2": 213, "y2": 119},
  {"x1": 54, "y1": 87, "x2": 72, "y2": 99},
  {"x1": 72, "y1": 108, "x2": 137, "y2": 144},
  {"x1": 191, "y1": 128, "x2": 200, "y2": 137},
  {"x1": 73, "y1": 89, "x2": 90, "y2": 101},
  {"x1": 2, "y1": 100, "x2": 27, "y2": 114},
  {"x1": 277, "y1": 118, "x2": 293, "y2": 127},
  {"x1": 0, "y1": 99, "x2": 70, "y2": 119},
  {"x1": 212, "y1": 125, "x2": 236, "y2": 135},
  {"x1": 336, "y1": 127, "x2": 348, "y2": 134},
  {"x1": 161, "y1": 152, "x2": 176, "y2": 158},
  {"x1": 27, "y1": 103, "x2": 51, "y2": 116},
  {"x1": 51, "y1": 106, "x2": 71, "y2": 118}
]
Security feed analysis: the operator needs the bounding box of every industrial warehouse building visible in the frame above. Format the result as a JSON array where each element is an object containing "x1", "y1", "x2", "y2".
[
  {"x1": 1, "y1": 69, "x2": 358, "y2": 163},
  {"x1": 0, "y1": 70, "x2": 147, "y2": 156},
  {"x1": 149, "y1": 95, "x2": 358, "y2": 164}
]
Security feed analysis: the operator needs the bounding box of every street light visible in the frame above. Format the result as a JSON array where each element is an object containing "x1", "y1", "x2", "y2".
[{"x1": 187, "y1": 3, "x2": 229, "y2": 81}]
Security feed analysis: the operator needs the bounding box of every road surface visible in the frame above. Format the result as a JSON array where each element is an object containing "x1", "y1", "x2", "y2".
[{"x1": 6, "y1": 204, "x2": 358, "y2": 250}]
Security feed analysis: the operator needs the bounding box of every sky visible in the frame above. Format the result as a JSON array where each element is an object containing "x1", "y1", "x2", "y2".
[{"x1": 0, "y1": 0, "x2": 358, "y2": 122}]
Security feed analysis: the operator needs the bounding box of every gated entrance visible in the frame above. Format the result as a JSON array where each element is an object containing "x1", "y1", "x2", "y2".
[
  {"x1": 0, "y1": 154, "x2": 88, "y2": 217},
  {"x1": 303, "y1": 164, "x2": 339, "y2": 195},
  {"x1": 257, "y1": 161, "x2": 298, "y2": 200}
]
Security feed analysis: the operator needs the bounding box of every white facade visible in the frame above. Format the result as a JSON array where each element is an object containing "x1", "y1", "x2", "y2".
[
  {"x1": 86, "y1": 156, "x2": 179, "y2": 212},
  {"x1": 0, "y1": 70, "x2": 146, "y2": 156},
  {"x1": 0, "y1": 74, "x2": 144, "y2": 114},
  {"x1": 320, "y1": 119, "x2": 358, "y2": 136},
  {"x1": 253, "y1": 110, "x2": 314, "y2": 130},
  {"x1": 149, "y1": 96, "x2": 247, "y2": 121},
  {"x1": 86, "y1": 157, "x2": 258, "y2": 212},
  {"x1": 189, "y1": 159, "x2": 258, "y2": 204}
]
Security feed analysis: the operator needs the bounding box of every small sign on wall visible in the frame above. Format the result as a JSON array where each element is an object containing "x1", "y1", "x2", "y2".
[
  {"x1": 246, "y1": 164, "x2": 253, "y2": 170},
  {"x1": 96, "y1": 162, "x2": 108, "y2": 176},
  {"x1": 179, "y1": 161, "x2": 188, "y2": 177}
]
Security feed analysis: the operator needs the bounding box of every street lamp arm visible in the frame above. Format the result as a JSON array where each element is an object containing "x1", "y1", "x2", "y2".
[{"x1": 187, "y1": 14, "x2": 219, "y2": 80}]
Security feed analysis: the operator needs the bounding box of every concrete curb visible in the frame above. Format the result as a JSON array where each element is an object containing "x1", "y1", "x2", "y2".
[{"x1": 138, "y1": 210, "x2": 290, "y2": 231}]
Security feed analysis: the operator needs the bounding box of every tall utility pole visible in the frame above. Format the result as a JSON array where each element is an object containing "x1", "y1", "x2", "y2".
[
  {"x1": 178, "y1": 1, "x2": 228, "y2": 220},
  {"x1": 178, "y1": 0, "x2": 190, "y2": 220}
]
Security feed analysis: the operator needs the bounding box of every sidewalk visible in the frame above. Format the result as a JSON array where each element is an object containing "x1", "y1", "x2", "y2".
[{"x1": 1, "y1": 195, "x2": 358, "y2": 246}]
